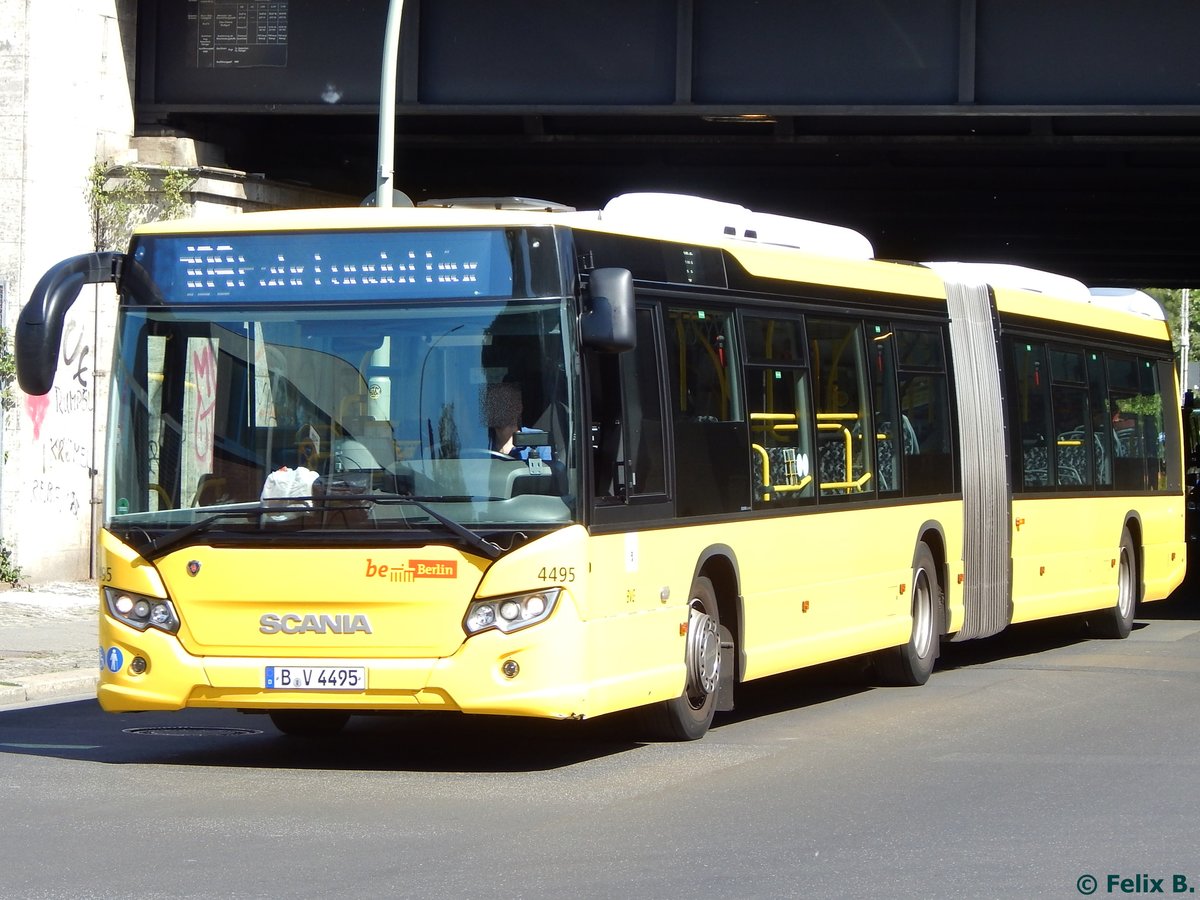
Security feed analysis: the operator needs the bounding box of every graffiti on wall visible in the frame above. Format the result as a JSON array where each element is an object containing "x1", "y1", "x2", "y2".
[
  {"x1": 22, "y1": 313, "x2": 95, "y2": 521},
  {"x1": 62, "y1": 318, "x2": 90, "y2": 387},
  {"x1": 24, "y1": 393, "x2": 49, "y2": 440}
]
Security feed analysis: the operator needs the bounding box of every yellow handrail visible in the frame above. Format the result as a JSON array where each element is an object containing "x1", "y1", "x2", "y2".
[
  {"x1": 752, "y1": 411, "x2": 873, "y2": 494},
  {"x1": 816, "y1": 421, "x2": 871, "y2": 492},
  {"x1": 820, "y1": 471, "x2": 873, "y2": 492},
  {"x1": 750, "y1": 411, "x2": 800, "y2": 437}
]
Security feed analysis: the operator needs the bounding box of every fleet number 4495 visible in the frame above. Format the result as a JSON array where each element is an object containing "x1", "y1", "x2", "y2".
[{"x1": 538, "y1": 566, "x2": 576, "y2": 583}]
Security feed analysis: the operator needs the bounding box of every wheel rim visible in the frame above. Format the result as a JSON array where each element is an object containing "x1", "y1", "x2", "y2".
[
  {"x1": 1117, "y1": 546, "x2": 1134, "y2": 619},
  {"x1": 911, "y1": 567, "x2": 934, "y2": 659},
  {"x1": 684, "y1": 602, "x2": 720, "y2": 709}
]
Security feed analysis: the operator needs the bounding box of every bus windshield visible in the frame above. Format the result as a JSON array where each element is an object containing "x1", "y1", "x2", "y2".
[{"x1": 105, "y1": 296, "x2": 578, "y2": 546}]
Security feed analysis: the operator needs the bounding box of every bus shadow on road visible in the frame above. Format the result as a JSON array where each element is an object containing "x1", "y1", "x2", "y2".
[
  {"x1": 921, "y1": 588, "x2": 1198, "y2": 671},
  {"x1": 234, "y1": 713, "x2": 648, "y2": 772},
  {"x1": 935, "y1": 616, "x2": 1096, "y2": 671},
  {"x1": 1137, "y1": 580, "x2": 1199, "y2": 620},
  {"x1": 3, "y1": 592, "x2": 1195, "y2": 771},
  {"x1": 713, "y1": 600, "x2": 1190, "y2": 729},
  {"x1": 0, "y1": 700, "x2": 647, "y2": 772},
  {"x1": 713, "y1": 617, "x2": 1106, "y2": 728},
  {"x1": 713, "y1": 657, "x2": 874, "y2": 730},
  {"x1": 241, "y1": 711, "x2": 671, "y2": 771}
]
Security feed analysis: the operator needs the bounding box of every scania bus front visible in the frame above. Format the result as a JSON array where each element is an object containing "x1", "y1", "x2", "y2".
[{"x1": 17, "y1": 210, "x2": 635, "y2": 735}]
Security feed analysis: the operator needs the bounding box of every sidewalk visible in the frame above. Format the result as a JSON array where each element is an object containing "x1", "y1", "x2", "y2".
[{"x1": 0, "y1": 581, "x2": 99, "y2": 706}]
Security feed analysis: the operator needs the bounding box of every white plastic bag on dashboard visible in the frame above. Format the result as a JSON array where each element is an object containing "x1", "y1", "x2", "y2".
[{"x1": 261, "y1": 466, "x2": 319, "y2": 508}]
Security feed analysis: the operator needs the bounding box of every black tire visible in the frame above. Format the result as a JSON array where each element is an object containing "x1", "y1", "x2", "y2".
[
  {"x1": 873, "y1": 543, "x2": 940, "y2": 686},
  {"x1": 268, "y1": 710, "x2": 351, "y2": 737},
  {"x1": 635, "y1": 576, "x2": 721, "y2": 741},
  {"x1": 1089, "y1": 528, "x2": 1137, "y2": 639}
]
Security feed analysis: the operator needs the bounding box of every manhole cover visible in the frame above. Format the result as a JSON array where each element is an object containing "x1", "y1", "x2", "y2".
[{"x1": 123, "y1": 725, "x2": 262, "y2": 738}]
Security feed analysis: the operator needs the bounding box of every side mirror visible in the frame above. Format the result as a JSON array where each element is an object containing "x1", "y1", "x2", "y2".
[
  {"x1": 16, "y1": 252, "x2": 121, "y2": 395},
  {"x1": 580, "y1": 268, "x2": 635, "y2": 353}
]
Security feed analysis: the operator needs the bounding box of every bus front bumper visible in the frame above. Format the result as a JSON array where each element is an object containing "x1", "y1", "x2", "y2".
[{"x1": 96, "y1": 603, "x2": 591, "y2": 720}]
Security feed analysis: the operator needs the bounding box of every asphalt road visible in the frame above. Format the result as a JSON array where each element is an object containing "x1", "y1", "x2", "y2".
[{"x1": 2, "y1": 591, "x2": 1198, "y2": 900}]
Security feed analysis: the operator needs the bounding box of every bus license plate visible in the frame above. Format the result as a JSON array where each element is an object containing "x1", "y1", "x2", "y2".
[{"x1": 265, "y1": 666, "x2": 366, "y2": 691}]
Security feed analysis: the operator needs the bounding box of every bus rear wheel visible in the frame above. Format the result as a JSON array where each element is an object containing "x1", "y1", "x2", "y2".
[
  {"x1": 1089, "y1": 528, "x2": 1137, "y2": 639},
  {"x1": 873, "y1": 543, "x2": 940, "y2": 686},
  {"x1": 636, "y1": 576, "x2": 721, "y2": 741},
  {"x1": 268, "y1": 710, "x2": 351, "y2": 737}
]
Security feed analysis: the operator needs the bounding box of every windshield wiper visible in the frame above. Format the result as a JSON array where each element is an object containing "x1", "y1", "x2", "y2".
[
  {"x1": 302, "y1": 492, "x2": 501, "y2": 559},
  {"x1": 355, "y1": 494, "x2": 502, "y2": 559},
  {"x1": 118, "y1": 495, "x2": 503, "y2": 562},
  {"x1": 121, "y1": 508, "x2": 271, "y2": 561}
]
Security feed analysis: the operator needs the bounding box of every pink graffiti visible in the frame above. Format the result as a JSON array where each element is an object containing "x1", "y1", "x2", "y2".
[
  {"x1": 25, "y1": 394, "x2": 50, "y2": 440},
  {"x1": 191, "y1": 342, "x2": 217, "y2": 466}
]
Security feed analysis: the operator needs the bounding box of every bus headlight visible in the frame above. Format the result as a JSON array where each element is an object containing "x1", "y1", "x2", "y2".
[
  {"x1": 104, "y1": 588, "x2": 180, "y2": 635},
  {"x1": 464, "y1": 589, "x2": 560, "y2": 636}
]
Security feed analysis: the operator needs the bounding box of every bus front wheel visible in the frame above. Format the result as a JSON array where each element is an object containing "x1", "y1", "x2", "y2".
[
  {"x1": 636, "y1": 576, "x2": 721, "y2": 741},
  {"x1": 873, "y1": 542, "x2": 940, "y2": 686}
]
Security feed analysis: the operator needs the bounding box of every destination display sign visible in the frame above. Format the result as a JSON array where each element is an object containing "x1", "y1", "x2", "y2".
[{"x1": 130, "y1": 229, "x2": 524, "y2": 303}]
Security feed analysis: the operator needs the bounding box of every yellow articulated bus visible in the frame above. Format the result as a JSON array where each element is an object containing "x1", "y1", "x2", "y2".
[{"x1": 16, "y1": 193, "x2": 1185, "y2": 739}]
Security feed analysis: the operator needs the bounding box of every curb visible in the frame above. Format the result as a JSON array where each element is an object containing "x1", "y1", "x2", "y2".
[{"x1": 0, "y1": 670, "x2": 99, "y2": 706}]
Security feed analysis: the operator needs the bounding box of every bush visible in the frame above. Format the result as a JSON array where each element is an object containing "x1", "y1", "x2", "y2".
[{"x1": 0, "y1": 538, "x2": 25, "y2": 588}]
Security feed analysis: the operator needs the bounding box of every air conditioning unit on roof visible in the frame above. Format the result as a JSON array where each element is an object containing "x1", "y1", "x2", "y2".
[
  {"x1": 1088, "y1": 287, "x2": 1166, "y2": 320},
  {"x1": 599, "y1": 192, "x2": 874, "y2": 260}
]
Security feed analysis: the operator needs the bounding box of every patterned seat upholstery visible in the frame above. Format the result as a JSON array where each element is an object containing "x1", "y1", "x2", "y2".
[
  {"x1": 877, "y1": 435, "x2": 897, "y2": 491},
  {"x1": 1023, "y1": 445, "x2": 1049, "y2": 487},
  {"x1": 1056, "y1": 442, "x2": 1088, "y2": 485},
  {"x1": 818, "y1": 438, "x2": 846, "y2": 487}
]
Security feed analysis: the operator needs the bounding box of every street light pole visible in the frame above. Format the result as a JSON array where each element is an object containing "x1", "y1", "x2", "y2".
[
  {"x1": 1183, "y1": 288, "x2": 1191, "y2": 397},
  {"x1": 375, "y1": 0, "x2": 405, "y2": 208}
]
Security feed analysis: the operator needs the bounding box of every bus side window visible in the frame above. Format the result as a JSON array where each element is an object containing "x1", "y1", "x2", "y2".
[
  {"x1": 1008, "y1": 340, "x2": 1054, "y2": 491},
  {"x1": 588, "y1": 307, "x2": 668, "y2": 502},
  {"x1": 587, "y1": 351, "x2": 624, "y2": 500},
  {"x1": 667, "y1": 306, "x2": 751, "y2": 516},
  {"x1": 808, "y1": 317, "x2": 873, "y2": 497},
  {"x1": 1049, "y1": 347, "x2": 1092, "y2": 489},
  {"x1": 742, "y1": 315, "x2": 814, "y2": 508},
  {"x1": 1107, "y1": 354, "x2": 1162, "y2": 491},
  {"x1": 623, "y1": 308, "x2": 667, "y2": 497},
  {"x1": 895, "y1": 327, "x2": 953, "y2": 496},
  {"x1": 869, "y1": 322, "x2": 903, "y2": 496},
  {"x1": 1087, "y1": 351, "x2": 1114, "y2": 488}
]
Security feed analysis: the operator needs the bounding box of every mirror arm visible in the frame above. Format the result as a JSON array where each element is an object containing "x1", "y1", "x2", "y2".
[{"x1": 16, "y1": 252, "x2": 122, "y2": 395}]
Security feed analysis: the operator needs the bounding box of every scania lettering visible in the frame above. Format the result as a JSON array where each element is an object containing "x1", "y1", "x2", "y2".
[
  {"x1": 16, "y1": 193, "x2": 1185, "y2": 739},
  {"x1": 259, "y1": 613, "x2": 373, "y2": 635}
]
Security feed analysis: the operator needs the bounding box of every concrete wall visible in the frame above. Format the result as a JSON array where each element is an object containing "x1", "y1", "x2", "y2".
[
  {"x1": 0, "y1": 2, "x2": 351, "y2": 584},
  {"x1": 0, "y1": 0, "x2": 136, "y2": 583}
]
